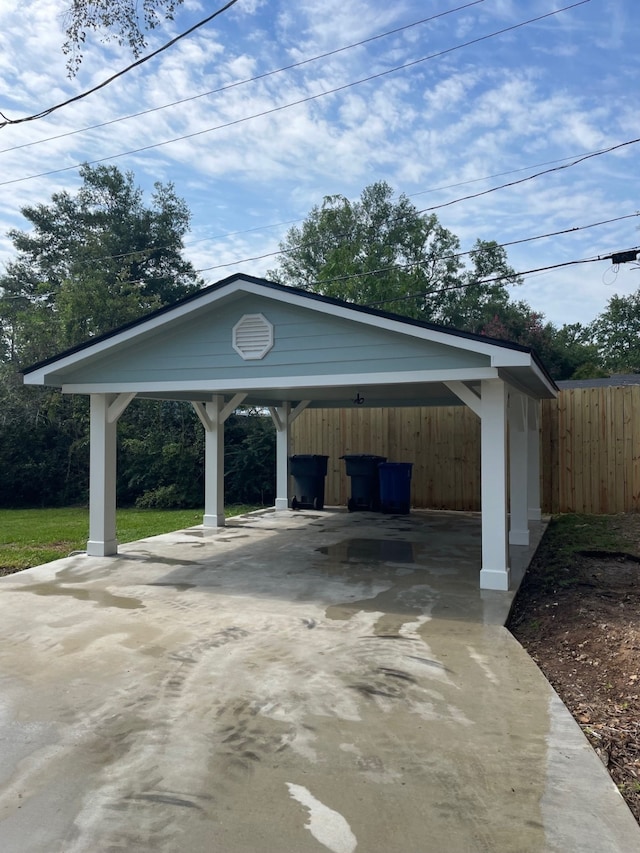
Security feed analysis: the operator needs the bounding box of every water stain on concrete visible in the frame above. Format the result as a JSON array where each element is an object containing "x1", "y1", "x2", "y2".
[
  {"x1": 316, "y1": 538, "x2": 418, "y2": 566},
  {"x1": 316, "y1": 539, "x2": 436, "y2": 634},
  {"x1": 19, "y1": 583, "x2": 144, "y2": 610}
]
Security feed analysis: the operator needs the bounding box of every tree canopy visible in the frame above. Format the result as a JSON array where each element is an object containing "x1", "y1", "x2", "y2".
[
  {"x1": 271, "y1": 181, "x2": 520, "y2": 335},
  {"x1": 0, "y1": 163, "x2": 275, "y2": 511},
  {"x1": 269, "y1": 181, "x2": 521, "y2": 333},
  {"x1": 62, "y1": 0, "x2": 184, "y2": 74},
  {"x1": 268, "y1": 181, "x2": 609, "y2": 381},
  {"x1": 588, "y1": 290, "x2": 640, "y2": 374},
  {"x1": 0, "y1": 164, "x2": 201, "y2": 365}
]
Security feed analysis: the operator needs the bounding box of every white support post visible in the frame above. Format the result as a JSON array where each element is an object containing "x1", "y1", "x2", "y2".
[
  {"x1": 87, "y1": 394, "x2": 119, "y2": 556},
  {"x1": 480, "y1": 379, "x2": 510, "y2": 591},
  {"x1": 270, "y1": 403, "x2": 291, "y2": 511},
  {"x1": 528, "y1": 400, "x2": 542, "y2": 521},
  {"x1": 203, "y1": 396, "x2": 225, "y2": 527},
  {"x1": 509, "y1": 393, "x2": 530, "y2": 546}
]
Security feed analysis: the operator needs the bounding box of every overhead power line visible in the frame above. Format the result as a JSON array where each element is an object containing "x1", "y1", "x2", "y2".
[
  {"x1": 163, "y1": 155, "x2": 640, "y2": 251},
  {"x1": 362, "y1": 251, "x2": 639, "y2": 310},
  {"x1": 10, "y1": 211, "x2": 630, "y2": 299},
  {"x1": 193, "y1": 211, "x2": 640, "y2": 276},
  {"x1": 0, "y1": 1, "x2": 485, "y2": 155},
  {"x1": 64, "y1": 154, "x2": 640, "y2": 263},
  {"x1": 10, "y1": 201, "x2": 638, "y2": 279},
  {"x1": 421, "y1": 137, "x2": 640, "y2": 213},
  {"x1": 4, "y1": 212, "x2": 633, "y2": 316},
  {"x1": 179, "y1": 155, "x2": 640, "y2": 250},
  {"x1": 0, "y1": 0, "x2": 239, "y2": 129},
  {"x1": 0, "y1": 0, "x2": 591, "y2": 189}
]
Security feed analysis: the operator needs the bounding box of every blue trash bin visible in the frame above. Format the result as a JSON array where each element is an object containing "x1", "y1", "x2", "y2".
[{"x1": 378, "y1": 462, "x2": 413, "y2": 514}]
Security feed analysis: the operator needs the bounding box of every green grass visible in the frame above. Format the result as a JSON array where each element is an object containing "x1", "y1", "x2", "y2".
[
  {"x1": 0, "y1": 505, "x2": 261, "y2": 575},
  {"x1": 529, "y1": 512, "x2": 635, "y2": 591},
  {"x1": 544, "y1": 513, "x2": 630, "y2": 558}
]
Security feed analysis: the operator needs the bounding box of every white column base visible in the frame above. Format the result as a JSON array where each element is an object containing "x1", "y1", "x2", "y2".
[
  {"x1": 203, "y1": 513, "x2": 225, "y2": 528},
  {"x1": 509, "y1": 528, "x2": 531, "y2": 546},
  {"x1": 528, "y1": 507, "x2": 542, "y2": 521},
  {"x1": 86, "y1": 539, "x2": 118, "y2": 557},
  {"x1": 275, "y1": 498, "x2": 289, "y2": 511},
  {"x1": 480, "y1": 568, "x2": 511, "y2": 591}
]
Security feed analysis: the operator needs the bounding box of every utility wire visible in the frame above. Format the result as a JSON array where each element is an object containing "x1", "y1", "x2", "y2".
[
  {"x1": 1, "y1": 250, "x2": 630, "y2": 306},
  {"x1": 10, "y1": 203, "x2": 639, "y2": 277},
  {"x1": 421, "y1": 137, "x2": 640, "y2": 212},
  {"x1": 178, "y1": 156, "x2": 639, "y2": 250},
  {"x1": 193, "y1": 211, "x2": 640, "y2": 275},
  {"x1": 0, "y1": 1, "x2": 485, "y2": 155},
  {"x1": 10, "y1": 212, "x2": 631, "y2": 300},
  {"x1": 5, "y1": 219, "x2": 633, "y2": 337},
  {"x1": 142, "y1": 156, "x2": 640, "y2": 253},
  {"x1": 363, "y1": 250, "x2": 640, "y2": 308},
  {"x1": 0, "y1": 0, "x2": 239, "y2": 128},
  {"x1": 49, "y1": 158, "x2": 638, "y2": 265},
  {"x1": 0, "y1": 0, "x2": 591, "y2": 188}
]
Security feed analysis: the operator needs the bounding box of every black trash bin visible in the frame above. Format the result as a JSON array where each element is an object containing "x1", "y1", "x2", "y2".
[
  {"x1": 341, "y1": 454, "x2": 387, "y2": 511},
  {"x1": 378, "y1": 462, "x2": 413, "y2": 514},
  {"x1": 290, "y1": 454, "x2": 329, "y2": 510}
]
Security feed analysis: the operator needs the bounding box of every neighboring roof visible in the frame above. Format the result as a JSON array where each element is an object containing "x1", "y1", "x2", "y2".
[
  {"x1": 557, "y1": 374, "x2": 640, "y2": 389},
  {"x1": 22, "y1": 273, "x2": 557, "y2": 406}
]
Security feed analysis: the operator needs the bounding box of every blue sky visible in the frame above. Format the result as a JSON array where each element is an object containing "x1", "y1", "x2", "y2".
[{"x1": 0, "y1": 0, "x2": 638, "y2": 328}]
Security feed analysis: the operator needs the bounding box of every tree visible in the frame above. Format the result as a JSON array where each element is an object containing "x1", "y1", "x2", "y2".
[
  {"x1": 0, "y1": 164, "x2": 211, "y2": 509},
  {"x1": 0, "y1": 165, "x2": 278, "y2": 510},
  {"x1": 62, "y1": 0, "x2": 184, "y2": 75},
  {"x1": 480, "y1": 303, "x2": 604, "y2": 380},
  {"x1": 1, "y1": 163, "x2": 201, "y2": 365},
  {"x1": 268, "y1": 181, "x2": 522, "y2": 331},
  {"x1": 588, "y1": 290, "x2": 640, "y2": 374}
]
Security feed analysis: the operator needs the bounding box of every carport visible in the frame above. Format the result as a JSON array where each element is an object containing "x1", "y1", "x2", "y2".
[{"x1": 22, "y1": 274, "x2": 556, "y2": 591}]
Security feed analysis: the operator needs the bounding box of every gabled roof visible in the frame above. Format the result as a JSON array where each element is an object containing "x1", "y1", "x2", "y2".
[{"x1": 22, "y1": 274, "x2": 557, "y2": 407}]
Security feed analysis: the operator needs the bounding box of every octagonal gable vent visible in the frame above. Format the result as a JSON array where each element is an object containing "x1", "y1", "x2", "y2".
[{"x1": 232, "y1": 313, "x2": 274, "y2": 360}]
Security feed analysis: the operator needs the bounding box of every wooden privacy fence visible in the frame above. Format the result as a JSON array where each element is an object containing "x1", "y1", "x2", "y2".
[{"x1": 290, "y1": 385, "x2": 640, "y2": 515}]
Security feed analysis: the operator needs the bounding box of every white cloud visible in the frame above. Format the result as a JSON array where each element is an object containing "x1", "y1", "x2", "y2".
[{"x1": 0, "y1": 0, "x2": 638, "y2": 330}]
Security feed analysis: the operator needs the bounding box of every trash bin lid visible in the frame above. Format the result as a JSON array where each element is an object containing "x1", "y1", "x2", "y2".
[
  {"x1": 290, "y1": 454, "x2": 329, "y2": 459},
  {"x1": 340, "y1": 454, "x2": 386, "y2": 461}
]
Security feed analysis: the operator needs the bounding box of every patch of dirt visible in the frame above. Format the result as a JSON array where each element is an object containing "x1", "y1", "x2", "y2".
[
  {"x1": 508, "y1": 514, "x2": 640, "y2": 825},
  {"x1": 0, "y1": 567, "x2": 22, "y2": 577}
]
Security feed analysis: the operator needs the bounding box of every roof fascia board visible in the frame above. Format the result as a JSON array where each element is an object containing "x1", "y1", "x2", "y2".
[
  {"x1": 61, "y1": 366, "x2": 500, "y2": 396},
  {"x1": 489, "y1": 350, "x2": 531, "y2": 367},
  {"x1": 497, "y1": 366, "x2": 557, "y2": 399}
]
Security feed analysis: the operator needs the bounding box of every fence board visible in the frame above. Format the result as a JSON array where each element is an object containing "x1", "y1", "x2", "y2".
[
  {"x1": 290, "y1": 386, "x2": 640, "y2": 514},
  {"x1": 632, "y1": 390, "x2": 640, "y2": 512},
  {"x1": 540, "y1": 398, "x2": 556, "y2": 512},
  {"x1": 623, "y1": 388, "x2": 634, "y2": 511}
]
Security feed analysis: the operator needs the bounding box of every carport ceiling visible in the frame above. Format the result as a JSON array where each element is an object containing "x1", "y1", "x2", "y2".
[{"x1": 22, "y1": 274, "x2": 557, "y2": 405}]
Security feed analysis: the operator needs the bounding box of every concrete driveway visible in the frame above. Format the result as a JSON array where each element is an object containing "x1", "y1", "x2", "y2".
[{"x1": 0, "y1": 509, "x2": 638, "y2": 853}]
